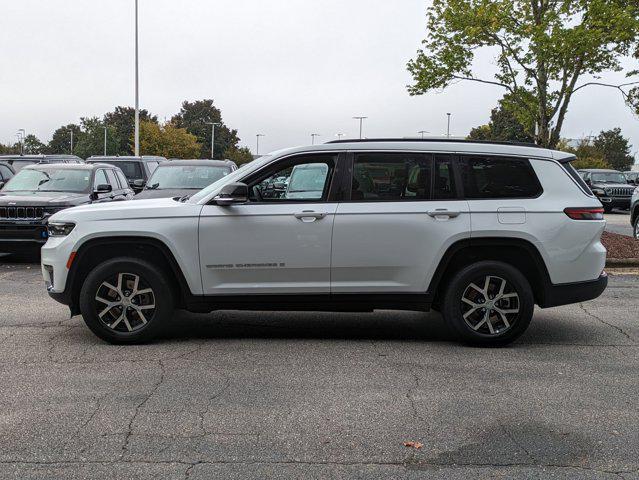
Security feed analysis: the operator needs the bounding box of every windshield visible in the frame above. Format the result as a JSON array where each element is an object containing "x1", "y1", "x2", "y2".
[
  {"x1": 591, "y1": 172, "x2": 627, "y2": 184},
  {"x1": 189, "y1": 157, "x2": 272, "y2": 203},
  {"x1": 2, "y1": 169, "x2": 90, "y2": 193},
  {"x1": 146, "y1": 165, "x2": 231, "y2": 190}
]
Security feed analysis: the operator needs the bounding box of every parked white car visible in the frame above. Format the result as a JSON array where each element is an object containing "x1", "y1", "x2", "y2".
[{"x1": 41, "y1": 139, "x2": 608, "y2": 346}]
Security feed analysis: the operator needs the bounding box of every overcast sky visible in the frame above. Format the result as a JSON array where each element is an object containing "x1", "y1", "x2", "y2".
[{"x1": 1, "y1": 0, "x2": 637, "y2": 161}]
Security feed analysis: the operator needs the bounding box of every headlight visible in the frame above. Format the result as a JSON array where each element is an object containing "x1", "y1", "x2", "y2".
[
  {"x1": 591, "y1": 188, "x2": 605, "y2": 196},
  {"x1": 47, "y1": 222, "x2": 75, "y2": 237},
  {"x1": 634, "y1": 186, "x2": 639, "y2": 195}
]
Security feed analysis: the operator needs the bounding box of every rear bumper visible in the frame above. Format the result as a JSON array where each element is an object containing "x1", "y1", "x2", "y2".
[{"x1": 539, "y1": 272, "x2": 608, "y2": 308}]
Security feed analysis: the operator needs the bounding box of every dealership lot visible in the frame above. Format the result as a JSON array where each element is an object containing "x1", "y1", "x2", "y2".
[
  {"x1": 605, "y1": 212, "x2": 634, "y2": 237},
  {"x1": 0, "y1": 259, "x2": 638, "y2": 479}
]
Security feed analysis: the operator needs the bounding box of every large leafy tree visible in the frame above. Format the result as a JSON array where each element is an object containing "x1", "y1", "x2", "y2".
[
  {"x1": 593, "y1": 127, "x2": 634, "y2": 170},
  {"x1": 171, "y1": 100, "x2": 240, "y2": 159},
  {"x1": 48, "y1": 124, "x2": 82, "y2": 155},
  {"x1": 103, "y1": 106, "x2": 157, "y2": 156},
  {"x1": 223, "y1": 146, "x2": 254, "y2": 166},
  {"x1": 468, "y1": 95, "x2": 534, "y2": 142},
  {"x1": 73, "y1": 117, "x2": 119, "y2": 159},
  {"x1": 138, "y1": 121, "x2": 201, "y2": 159},
  {"x1": 408, "y1": 0, "x2": 639, "y2": 148},
  {"x1": 23, "y1": 134, "x2": 47, "y2": 154}
]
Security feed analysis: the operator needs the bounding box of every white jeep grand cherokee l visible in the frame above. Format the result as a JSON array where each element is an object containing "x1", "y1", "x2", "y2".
[{"x1": 41, "y1": 140, "x2": 608, "y2": 346}]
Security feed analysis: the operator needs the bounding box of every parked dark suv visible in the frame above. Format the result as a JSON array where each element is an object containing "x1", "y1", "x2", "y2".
[
  {"x1": 624, "y1": 171, "x2": 639, "y2": 185},
  {"x1": 86, "y1": 156, "x2": 167, "y2": 193},
  {"x1": 0, "y1": 154, "x2": 84, "y2": 173},
  {"x1": 0, "y1": 163, "x2": 134, "y2": 253},
  {"x1": 0, "y1": 162, "x2": 15, "y2": 188},
  {"x1": 579, "y1": 169, "x2": 635, "y2": 212}
]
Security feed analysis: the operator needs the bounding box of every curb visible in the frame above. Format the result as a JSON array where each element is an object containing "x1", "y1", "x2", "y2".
[{"x1": 606, "y1": 258, "x2": 639, "y2": 268}]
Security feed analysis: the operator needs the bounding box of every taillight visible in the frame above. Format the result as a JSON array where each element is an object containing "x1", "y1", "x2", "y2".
[{"x1": 564, "y1": 207, "x2": 604, "y2": 220}]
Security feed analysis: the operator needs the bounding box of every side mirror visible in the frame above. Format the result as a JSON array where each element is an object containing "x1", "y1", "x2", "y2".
[
  {"x1": 94, "y1": 183, "x2": 112, "y2": 194},
  {"x1": 273, "y1": 181, "x2": 286, "y2": 190},
  {"x1": 132, "y1": 179, "x2": 146, "y2": 189},
  {"x1": 214, "y1": 182, "x2": 248, "y2": 206},
  {"x1": 0, "y1": 181, "x2": 5, "y2": 190},
  {"x1": 635, "y1": 179, "x2": 639, "y2": 186}
]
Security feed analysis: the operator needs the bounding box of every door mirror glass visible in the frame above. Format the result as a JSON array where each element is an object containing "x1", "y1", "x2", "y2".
[
  {"x1": 132, "y1": 179, "x2": 146, "y2": 188},
  {"x1": 214, "y1": 182, "x2": 248, "y2": 206},
  {"x1": 94, "y1": 183, "x2": 112, "y2": 193},
  {"x1": 0, "y1": 181, "x2": 4, "y2": 190}
]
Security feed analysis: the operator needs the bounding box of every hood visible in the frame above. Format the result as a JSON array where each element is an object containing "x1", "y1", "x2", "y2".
[
  {"x1": 133, "y1": 188, "x2": 196, "y2": 200},
  {"x1": 593, "y1": 182, "x2": 633, "y2": 189},
  {"x1": 49, "y1": 197, "x2": 202, "y2": 223},
  {"x1": 0, "y1": 191, "x2": 89, "y2": 206}
]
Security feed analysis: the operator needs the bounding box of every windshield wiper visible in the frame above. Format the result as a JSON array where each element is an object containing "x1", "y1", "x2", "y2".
[{"x1": 146, "y1": 183, "x2": 160, "y2": 190}]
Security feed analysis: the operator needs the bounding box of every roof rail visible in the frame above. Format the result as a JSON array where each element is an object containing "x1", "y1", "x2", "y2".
[{"x1": 326, "y1": 138, "x2": 543, "y2": 148}]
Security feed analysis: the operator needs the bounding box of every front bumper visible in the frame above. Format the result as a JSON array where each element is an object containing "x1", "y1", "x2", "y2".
[
  {"x1": 0, "y1": 222, "x2": 48, "y2": 252},
  {"x1": 539, "y1": 272, "x2": 608, "y2": 308},
  {"x1": 598, "y1": 197, "x2": 631, "y2": 209}
]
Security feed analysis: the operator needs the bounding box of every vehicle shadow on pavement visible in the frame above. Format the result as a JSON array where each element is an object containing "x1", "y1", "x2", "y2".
[{"x1": 159, "y1": 310, "x2": 459, "y2": 343}]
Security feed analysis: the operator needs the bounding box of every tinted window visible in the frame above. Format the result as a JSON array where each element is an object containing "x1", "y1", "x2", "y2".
[
  {"x1": 147, "y1": 161, "x2": 159, "y2": 174},
  {"x1": 353, "y1": 153, "x2": 432, "y2": 201},
  {"x1": 106, "y1": 170, "x2": 119, "y2": 189},
  {"x1": 0, "y1": 165, "x2": 13, "y2": 181},
  {"x1": 115, "y1": 170, "x2": 129, "y2": 189},
  {"x1": 110, "y1": 162, "x2": 142, "y2": 181},
  {"x1": 3, "y1": 168, "x2": 91, "y2": 193},
  {"x1": 10, "y1": 160, "x2": 37, "y2": 172},
  {"x1": 94, "y1": 169, "x2": 109, "y2": 187},
  {"x1": 460, "y1": 156, "x2": 542, "y2": 199},
  {"x1": 565, "y1": 163, "x2": 593, "y2": 195},
  {"x1": 146, "y1": 165, "x2": 231, "y2": 190},
  {"x1": 433, "y1": 155, "x2": 457, "y2": 199},
  {"x1": 249, "y1": 155, "x2": 335, "y2": 202}
]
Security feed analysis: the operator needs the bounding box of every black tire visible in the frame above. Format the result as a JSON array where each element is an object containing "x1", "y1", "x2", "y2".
[
  {"x1": 634, "y1": 216, "x2": 639, "y2": 241},
  {"x1": 603, "y1": 205, "x2": 613, "y2": 213},
  {"x1": 79, "y1": 257, "x2": 174, "y2": 344},
  {"x1": 442, "y1": 261, "x2": 534, "y2": 347}
]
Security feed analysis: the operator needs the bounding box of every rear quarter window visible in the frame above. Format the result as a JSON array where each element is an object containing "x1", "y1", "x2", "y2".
[{"x1": 459, "y1": 156, "x2": 542, "y2": 199}]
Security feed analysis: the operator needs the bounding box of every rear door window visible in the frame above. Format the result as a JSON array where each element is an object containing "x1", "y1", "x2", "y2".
[
  {"x1": 459, "y1": 156, "x2": 542, "y2": 199},
  {"x1": 94, "y1": 169, "x2": 109, "y2": 187},
  {"x1": 106, "y1": 170, "x2": 120, "y2": 190},
  {"x1": 115, "y1": 170, "x2": 130, "y2": 189}
]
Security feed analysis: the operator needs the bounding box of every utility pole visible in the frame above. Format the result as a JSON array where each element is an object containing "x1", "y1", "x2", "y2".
[
  {"x1": 17, "y1": 129, "x2": 25, "y2": 155},
  {"x1": 134, "y1": 0, "x2": 140, "y2": 156},
  {"x1": 446, "y1": 113, "x2": 451, "y2": 139},
  {"x1": 256, "y1": 134, "x2": 265, "y2": 156},
  {"x1": 311, "y1": 133, "x2": 320, "y2": 145},
  {"x1": 353, "y1": 116, "x2": 367, "y2": 139},
  {"x1": 207, "y1": 122, "x2": 221, "y2": 159},
  {"x1": 103, "y1": 126, "x2": 108, "y2": 156}
]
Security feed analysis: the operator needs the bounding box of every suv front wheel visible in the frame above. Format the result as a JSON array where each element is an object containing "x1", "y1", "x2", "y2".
[
  {"x1": 442, "y1": 261, "x2": 534, "y2": 346},
  {"x1": 79, "y1": 257, "x2": 174, "y2": 344}
]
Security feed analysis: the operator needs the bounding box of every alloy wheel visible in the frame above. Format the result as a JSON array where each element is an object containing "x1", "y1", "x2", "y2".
[
  {"x1": 635, "y1": 219, "x2": 639, "y2": 240},
  {"x1": 460, "y1": 275, "x2": 520, "y2": 336},
  {"x1": 94, "y1": 273, "x2": 156, "y2": 333}
]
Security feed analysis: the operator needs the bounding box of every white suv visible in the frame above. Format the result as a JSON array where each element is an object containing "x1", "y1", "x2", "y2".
[{"x1": 41, "y1": 140, "x2": 608, "y2": 346}]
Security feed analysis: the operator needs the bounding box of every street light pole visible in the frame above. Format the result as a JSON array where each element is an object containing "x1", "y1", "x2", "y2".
[
  {"x1": 311, "y1": 133, "x2": 320, "y2": 145},
  {"x1": 418, "y1": 130, "x2": 429, "y2": 139},
  {"x1": 70, "y1": 130, "x2": 74, "y2": 154},
  {"x1": 446, "y1": 113, "x2": 451, "y2": 139},
  {"x1": 18, "y1": 129, "x2": 25, "y2": 155},
  {"x1": 256, "y1": 134, "x2": 265, "y2": 156},
  {"x1": 335, "y1": 133, "x2": 345, "y2": 140},
  {"x1": 104, "y1": 126, "x2": 108, "y2": 156},
  {"x1": 353, "y1": 116, "x2": 367, "y2": 139},
  {"x1": 134, "y1": 0, "x2": 140, "y2": 157},
  {"x1": 207, "y1": 122, "x2": 221, "y2": 159}
]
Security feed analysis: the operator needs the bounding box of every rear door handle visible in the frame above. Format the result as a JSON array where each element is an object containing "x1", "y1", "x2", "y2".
[
  {"x1": 294, "y1": 211, "x2": 327, "y2": 222},
  {"x1": 427, "y1": 209, "x2": 461, "y2": 218}
]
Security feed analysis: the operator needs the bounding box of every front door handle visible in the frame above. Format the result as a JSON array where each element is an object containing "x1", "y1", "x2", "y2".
[
  {"x1": 294, "y1": 211, "x2": 327, "y2": 222},
  {"x1": 427, "y1": 209, "x2": 461, "y2": 218}
]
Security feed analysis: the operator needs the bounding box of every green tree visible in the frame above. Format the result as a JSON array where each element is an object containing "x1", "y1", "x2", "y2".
[
  {"x1": 223, "y1": 146, "x2": 254, "y2": 166},
  {"x1": 0, "y1": 143, "x2": 20, "y2": 155},
  {"x1": 74, "y1": 117, "x2": 119, "y2": 159},
  {"x1": 171, "y1": 99, "x2": 240, "y2": 159},
  {"x1": 468, "y1": 95, "x2": 534, "y2": 143},
  {"x1": 48, "y1": 124, "x2": 82, "y2": 155},
  {"x1": 23, "y1": 134, "x2": 47, "y2": 154},
  {"x1": 407, "y1": 0, "x2": 639, "y2": 148},
  {"x1": 104, "y1": 106, "x2": 157, "y2": 156},
  {"x1": 138, "y1": 121, "x2": 201, "y2": 159},
  {"x1": 567, "y1": 138, "x2": 610, "y2": 169},
  {"x1": 593, "y1": 128, "x2": 634, "y2": 171}
]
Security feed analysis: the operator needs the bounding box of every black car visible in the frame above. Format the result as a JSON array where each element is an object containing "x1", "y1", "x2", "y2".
[
  {"x1": 0, "y1": 162, "x2": 15, "y2": 189},
  {"x1": 134, "y1": 159, "x2": 238, "y2": 199},
  {"x1": 86, "y1": 156, "x2": 167, "y2": 193},
  {"x1": 579, "y1": 169, "x2": 635, "y2": 212},
  {"x1": 0, "y1": 154, "x2": 83, "y2": 173},
  {"x1": 0, "y1": 163, "x2": 134, "y2": 253}
]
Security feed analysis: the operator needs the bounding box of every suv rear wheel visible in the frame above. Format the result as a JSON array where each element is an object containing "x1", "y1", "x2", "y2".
[
  {"x1": 79, "y1": 257, "x2": 174, "y2": 344},
  {"x1": 442, "y1": 261, "x2": 534, "y2": 346},
  {"x1": 634, "y1": 215, "x2": 639, "y2": 240}
]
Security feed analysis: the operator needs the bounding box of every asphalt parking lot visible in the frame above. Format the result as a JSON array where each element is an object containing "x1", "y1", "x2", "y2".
[
  {"x1": 605, "y1": 212, "x2": 634, "y2": 237},
  {"x1": 0, "y1": 258, "x2": 638, "y2": 479}
]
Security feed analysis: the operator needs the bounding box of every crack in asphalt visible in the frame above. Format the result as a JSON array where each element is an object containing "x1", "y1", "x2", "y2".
[
  {"x1": 580, "y1": 303, "x2": 635, "y2": 343},
  {"x1": 121, "y1": 359, "x2": 166, "y2": 457}
]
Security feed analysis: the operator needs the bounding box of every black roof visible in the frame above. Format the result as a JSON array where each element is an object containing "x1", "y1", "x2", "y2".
[{"x1": 326, "y1": 138, "x2": 543, "y2": 148}]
